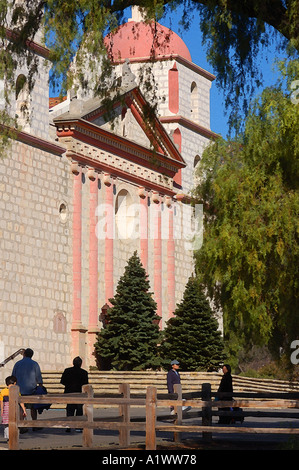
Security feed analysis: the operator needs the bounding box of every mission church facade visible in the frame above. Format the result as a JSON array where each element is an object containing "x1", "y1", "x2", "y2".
[{"x1": 0, "y1": 7, "x2": 217, "y2": 380}]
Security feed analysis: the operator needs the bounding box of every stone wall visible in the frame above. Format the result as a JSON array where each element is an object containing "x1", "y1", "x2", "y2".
[{"x1": 0, "y1": 141, "x2": 73, "y2": 383}]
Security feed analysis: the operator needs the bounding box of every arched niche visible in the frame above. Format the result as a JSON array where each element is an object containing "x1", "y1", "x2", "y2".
[
  {"x1": 190, "y1": 81, "x2": 198, "y2": 122},
  {"x1": 15, "y1": 74, "x2": 31, "y2": 130},
  {"x1": 115, "y1": 189, "x2": 137, "y2": 240}
]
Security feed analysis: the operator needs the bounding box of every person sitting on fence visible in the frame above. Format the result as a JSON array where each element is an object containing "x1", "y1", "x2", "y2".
[
  {"x1": 0, "y1": 376, "x2": 27, "y2": 442},
  {"x1": 12, "y1": 348, "x2": 43, "y2": 424}
]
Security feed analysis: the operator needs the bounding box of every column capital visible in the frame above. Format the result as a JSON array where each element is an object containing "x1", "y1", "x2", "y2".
[
  {"x1": 151, "y1": 191, "x2": 160, "y2": 204},
  {"x1": 70, "y1": 160, "x2": 81, "y2": 175},
  {"x1": 87, "y1": 167, "x2": 97, "y2": 180},
  {"x1": 165, "y1": 196, "x2": 173, "y2": 207},
  {"x1": 103, "y1": 173, "x2": 112, "y2": 186},
  {"x1": 138, "y1": 186, "x2": 147, "y2": 198}
]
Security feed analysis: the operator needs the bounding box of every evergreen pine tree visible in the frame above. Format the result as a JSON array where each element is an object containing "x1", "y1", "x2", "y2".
[
  {"x1": 161, "y1": 276, "x2": 225, "y2": 371},
  {"x1": 95, "y1": 251, "x2": 161, "y2": 370}
]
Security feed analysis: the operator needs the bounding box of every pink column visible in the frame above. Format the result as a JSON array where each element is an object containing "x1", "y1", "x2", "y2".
[
  {"x1": 153, "y1": 195, "x2": 162, "y2": 327},
  {"x1": 104, "y1": 174, "x2": 114, "y2": 304},
  {"x1": 88, "y1": 170, "x2": 99, "y2": 366},
  {"x1": 71, "y1": 164, "x2": 82, "y2": 358},
  {"x1": 167, "y1": 202, "x2": 175, "y2": 318},
  {"x1": 139, "y1": 187, "x2": 148, "y2": 272}
]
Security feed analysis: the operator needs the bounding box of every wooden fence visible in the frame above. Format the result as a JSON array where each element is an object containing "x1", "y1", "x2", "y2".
[{"x1": 7, "y1": 383, "x2": 299, "y2": 450}]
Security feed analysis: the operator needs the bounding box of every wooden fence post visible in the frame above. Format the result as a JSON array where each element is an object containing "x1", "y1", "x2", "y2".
[
  {"x1": 174, "y1": 383, "x2": 182, "y2": 443},
  {"x1": 202, "y1": 382, "x2": 212, "y2": 442},
  {"x1": 8, "y1": 385, "x2": 20, "y2": 450},
  {"x1": 119, "y1": 383, "x2": 130, "y2": 447},
  {"x1": 145, "y1": 386, "x2": 157, "y2": 450},
  {"x1": 82, "y1": 384, "x2": 94, "y2": 448}
]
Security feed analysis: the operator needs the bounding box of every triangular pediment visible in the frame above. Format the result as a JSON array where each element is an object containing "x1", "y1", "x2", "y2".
[
  {"x1": 86, "y1": 95, "x2": 152, "y2": 151},
  {"x1": 83, "y1": 87, "x2": 185, "y2": 167},
  {"x1": 53, "y1": 85, "x2": 185, "y2": 169}
]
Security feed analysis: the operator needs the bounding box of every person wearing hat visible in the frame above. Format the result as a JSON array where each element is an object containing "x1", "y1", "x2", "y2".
[
  {"x1": 167, "y1": 360, "x2": 181, "y2": 415},
  {"x1": 167, "y1": 360, "x2": 191, "y2": 414},
  {"x1": 167, "y1": 360, "x2": 181, "y2": 394}
]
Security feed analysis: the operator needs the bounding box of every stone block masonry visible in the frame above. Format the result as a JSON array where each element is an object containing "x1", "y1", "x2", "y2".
[{"x1": 0, "y1": 140, "x2": 73, "y2": 384}]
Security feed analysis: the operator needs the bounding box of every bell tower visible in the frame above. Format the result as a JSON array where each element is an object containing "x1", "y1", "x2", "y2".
[{"x1": 104, "y1": 6, "x2": 218, "y2": 195}]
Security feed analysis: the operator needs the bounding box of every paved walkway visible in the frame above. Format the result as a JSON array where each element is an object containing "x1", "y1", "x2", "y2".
[
  {"x1": 0, "y1": 407, "x2": 159, "y2": 451},
  {"x1": 1, "y1": 407, "x2": 299, "y2": 450}
]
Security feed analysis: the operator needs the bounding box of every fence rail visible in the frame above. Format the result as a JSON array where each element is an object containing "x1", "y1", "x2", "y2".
[{"x1": 7, "y1": 383, "x2": 299, "y2": 450}]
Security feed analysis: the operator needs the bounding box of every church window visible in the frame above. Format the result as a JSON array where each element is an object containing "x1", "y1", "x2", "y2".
[
  {"x1": 168, "y1": 63, "x2": 179, "y2": 114},
  {"x1": 16, "y1": 74, "x2": 30, "y2": 130},
  {"x1": 53, "y1": 311, "x2": 67, "y2": 334},
  {"x1": 194, "y1": 155, "x2": 201, "y2": 168},
  {"x1": 190, "y1": 81, "x2": 198, "y2": 121},
  {"x1": 194, "y1": 155, "x2": 201, "y2": 183},
  {"x1": 121, "y1": 107, "x2": 127, "y2": 137},
  {"x1": 59, "y1": 203, "x2": 68, "y2": 222}
]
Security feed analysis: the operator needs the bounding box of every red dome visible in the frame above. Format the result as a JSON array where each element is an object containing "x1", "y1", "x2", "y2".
[{"x1": 104, "y1": 21, "x2": 191, "y2": 62}]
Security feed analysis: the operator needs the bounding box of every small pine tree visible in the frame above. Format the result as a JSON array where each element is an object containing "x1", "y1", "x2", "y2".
[
  {"x1": 161, "y1": 276, "x2": 225, "y2": 371},
  {"x1": 95, "y1": 251, "x2": 161, "y2": 370}
]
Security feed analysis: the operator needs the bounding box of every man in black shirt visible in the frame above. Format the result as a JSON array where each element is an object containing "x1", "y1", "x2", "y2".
[{"x1": 60, "y1": 357, "x2": 89, "y2": 424}]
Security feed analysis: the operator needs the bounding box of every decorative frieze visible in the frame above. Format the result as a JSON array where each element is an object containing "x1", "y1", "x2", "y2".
[{"x1": 64, "y1": 137, "x2": 174, "y2": 193}]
